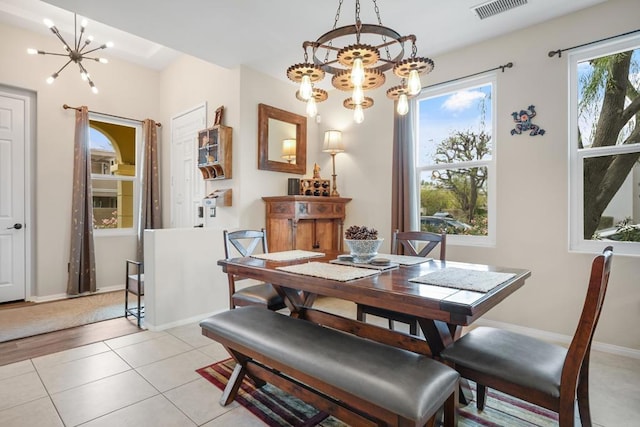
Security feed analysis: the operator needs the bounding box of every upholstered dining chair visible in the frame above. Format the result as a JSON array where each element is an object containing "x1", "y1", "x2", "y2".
[
  {"x1": 440, "y1": 246, "x2": 614, "y2": 427},
  {"x1": 356, "y1": 230, "x2": 446, "y2": 335},
  {"x1": 223, "y1": 229, "x2": 286, "y2": 311}
]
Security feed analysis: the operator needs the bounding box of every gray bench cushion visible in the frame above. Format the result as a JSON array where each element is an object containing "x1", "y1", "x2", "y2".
[
  {"x1": 200, "y1": 306, "x2": 459, "y2": 422},
  {"x1": 440, "y1": 326, "x2": 566, "y2": 397}
]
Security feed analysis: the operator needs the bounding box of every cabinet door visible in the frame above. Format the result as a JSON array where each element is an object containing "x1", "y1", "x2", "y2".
[
  {"x1": 315, "y1": 219, "x2": 338, "y2": 251},
  {"x1": 294, "y1": 219, "x2": 338, "y2": 251},
  {"x1": 267, "y1": 218, "x2": 293, "y2": 252}
]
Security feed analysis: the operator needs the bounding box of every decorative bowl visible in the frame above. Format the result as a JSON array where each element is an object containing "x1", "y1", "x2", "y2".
[{"x1": 344, "y1": 238, "x2": 384, "y2": 264}]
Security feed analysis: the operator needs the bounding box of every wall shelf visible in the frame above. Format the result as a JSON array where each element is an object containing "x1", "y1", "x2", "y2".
[{"x1": 197, "y1": 124, "x2": 232, "y2": 180}]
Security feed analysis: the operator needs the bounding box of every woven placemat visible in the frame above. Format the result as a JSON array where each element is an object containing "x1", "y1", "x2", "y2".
[
  {"x1": 251, "y1": 250, "x2": 325, "y2": 262},
  {"x1": 276, "y1": 262, "x2": 380, "y2": 281},
  {"x1": 409, "y1": 267, "x2": 516, "y2": 293}
]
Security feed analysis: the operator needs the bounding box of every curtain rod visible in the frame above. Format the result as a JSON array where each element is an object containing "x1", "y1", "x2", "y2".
[
  {"x1": 62, "y1": 104, "x2": 162, "y2": 127},
  {"x1": 548, "y1": 28, "x2": 640, "y2": 58},
  {"x1": 421, "y1": 62, "x2": 513, "y2": 90}
]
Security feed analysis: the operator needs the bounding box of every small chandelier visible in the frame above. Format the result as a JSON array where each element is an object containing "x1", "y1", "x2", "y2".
[
  {"x1": 27, "y1": 14, "x2": 112, "y2": 94},
  {"x1": 286, "y1": 0, "x2": 434, "y2": 123}
]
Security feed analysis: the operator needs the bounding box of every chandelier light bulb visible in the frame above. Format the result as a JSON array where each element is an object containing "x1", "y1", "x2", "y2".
[
  {"x1": 352, "y1": 85, "x2": 364, "y2": 105},
  {"x1": 106, "y1": 41, "x2": 114, "y2": 48},
  {"x1": 306, "y1": 97, "x2": 318, "y2": 117},
  {"x1": 81, "y1": 71, "x2": 89, "y2": 81},
  {"x1": 46, "y1": 73, "x2": 58, "y2": 84},
  {"x1": 351, "y1": 57, "x2": 365, "y2": 86},
  {"x1": 354, "y1": 104, "x2": 365, "y2": 124},
  {"x1": 98, "y1": 58, "x2": 108, "y2": 64},
  {"x1": 397, "y1": 93, "x2": 409, "y2": 115},
  {"x1": 299, "y1": 75, "x2": 313, "y2": 100},
  {"x1": 27, "y1": 48, "x2": 38, "y2": 55},
  {"x1": 81, "y1": 19, "x2": 88, "y2": 28},
  {"x1": 90, "y1": 82, "x2": 98, "y2": 94},
  {"x1": 43, "y1": 18, "x2": 54, "y2": 28},
  {"x1": 407, "y1": 70, "x2": 422, "y2": 96}
]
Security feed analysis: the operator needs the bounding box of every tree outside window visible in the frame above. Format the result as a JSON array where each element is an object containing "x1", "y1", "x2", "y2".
[
  {"x1": 570, "y1": 37, "x2": 640, "y2": 253},
  {"x1": 415, "y1": 75, "x2": 495, "y2": 242}
]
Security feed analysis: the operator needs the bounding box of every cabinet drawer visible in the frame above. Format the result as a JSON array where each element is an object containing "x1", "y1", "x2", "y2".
[
  {"x1": 268, "y1": 202, "x2": 295, "y2": 216},
  {"x1": 295, "y1": 202, "x2": 344, "y2": 218}
]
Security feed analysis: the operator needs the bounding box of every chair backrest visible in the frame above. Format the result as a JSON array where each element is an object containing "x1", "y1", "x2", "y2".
[
  {"x1": 562, "y1": 246, "x2": 613, "y2": 388},
  {"x1": 391, "y1": 230, "x2": 446, "y2": 260},
  {"x1": 223, "y1": 228, "x2": 268, "y2": 259}
]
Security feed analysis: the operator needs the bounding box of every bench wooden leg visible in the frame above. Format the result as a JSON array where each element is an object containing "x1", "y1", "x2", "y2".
[
  {"x1": 442, "y1": 386, "x2": 459, "y2": 427},
  {"x1": 220, "y1": 363, "x2": 246, "y2": 406}
]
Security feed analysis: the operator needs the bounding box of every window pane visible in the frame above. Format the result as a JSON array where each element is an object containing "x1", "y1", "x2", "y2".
[
  {"x1": 419, "y1": 168, "x2": 488, "y2": 236},
  {"x1": 92, "y1": 179, "x2": 134, "y2": 229},
  {"x1": 90, "y1": 127, "x2": 116, "y2": 176},
  {"x1": 585, "y1": 154, "x2": 640, "y2": 241},
  {"x1": 417, "y1": 83, "x2": 492, "y2": 166},
  {"x1": 577, "y1": 48, "x2": 640, "y2": 150}
]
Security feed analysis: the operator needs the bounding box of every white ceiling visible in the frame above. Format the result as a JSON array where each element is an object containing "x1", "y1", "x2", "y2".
[{"x1": 1, "y1": 0, "x2": 607, "y2": 81}]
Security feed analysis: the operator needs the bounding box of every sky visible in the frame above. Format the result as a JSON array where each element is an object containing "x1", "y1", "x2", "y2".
[{"x1": 416, "y1": 82, "x2": 492, "y2": 166}]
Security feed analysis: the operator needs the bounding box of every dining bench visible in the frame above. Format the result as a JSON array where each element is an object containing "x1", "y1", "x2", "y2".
[{"x1": 200, "y1": 306, "x2": 459, "y2": 427}]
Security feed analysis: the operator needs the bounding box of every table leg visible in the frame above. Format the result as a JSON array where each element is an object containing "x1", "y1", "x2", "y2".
[{"x1": 418, "y1": 319, "x2": 474, "y2": 405}]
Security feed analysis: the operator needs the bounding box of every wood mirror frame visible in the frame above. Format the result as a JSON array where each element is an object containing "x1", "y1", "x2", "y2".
[{"x1": 258, "y1": 103, "x2": 307, "y2": 174}]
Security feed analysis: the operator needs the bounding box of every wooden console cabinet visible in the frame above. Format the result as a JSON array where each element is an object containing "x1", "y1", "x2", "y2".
[{"x1": 263, "y1": 196, "x2": 351, "y2": 252}]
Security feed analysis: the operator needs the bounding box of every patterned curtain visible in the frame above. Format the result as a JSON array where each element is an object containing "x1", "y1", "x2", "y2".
[
  {"x1": 391, "y1": 100, "x2": 418, "y2": 237},
  {"x1": 137, "y1": 119, "x2": 162, "y2": 262},
  {"x1": 67, "y1": 106, "x2": 96, "y2": 295}
]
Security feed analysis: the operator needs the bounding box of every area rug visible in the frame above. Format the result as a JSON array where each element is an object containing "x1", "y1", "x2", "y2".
[
  {"x1": 197, "y1": 359, "x2": 559, "y2": 427},
  {"x1": 0, "y1": 291, "x2": 126, "y2": 342}
]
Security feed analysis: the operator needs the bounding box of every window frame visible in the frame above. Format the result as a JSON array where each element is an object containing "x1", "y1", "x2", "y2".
[
  {"x1": 89, "y1": 114, "x2": 142, "y2": 237},
  {"x1": 414, "y1": 73, "x2": 497, "y2": 247},
  {"x1": 568, "y1": 35, "x2": 640, "y2": 256}
]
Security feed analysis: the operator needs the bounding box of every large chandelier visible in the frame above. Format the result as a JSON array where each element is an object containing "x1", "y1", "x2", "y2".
[
  {"x1": 286, "y1": 0, "x2": 434, "y2": 123},
  {"x1": 27, "y1": 14, "x2": 112, "y2": 94}
]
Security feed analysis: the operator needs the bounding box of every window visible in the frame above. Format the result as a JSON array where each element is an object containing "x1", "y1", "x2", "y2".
[
  {"x1": 569, "y1": 36, "x2": 640, "y2": 255},
  {"x1": 89, "y1": 116, "x2": 141, "y2": 234},
  {"x1": 415, "y1": 74, "x2": 496, "y2": 245}
]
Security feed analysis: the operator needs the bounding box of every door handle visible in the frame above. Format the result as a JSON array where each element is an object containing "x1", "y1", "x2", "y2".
[{"x1": 6, "y1": 223, "x2": 22, "y2": 230}]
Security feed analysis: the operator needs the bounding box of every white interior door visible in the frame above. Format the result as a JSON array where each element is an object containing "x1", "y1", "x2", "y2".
[
  {"x1": 170, "y1": 103, "x2": 206, "y2": 228},
  {"x1": 0, "y1": 92, "x2": 26, "y2": 302}
]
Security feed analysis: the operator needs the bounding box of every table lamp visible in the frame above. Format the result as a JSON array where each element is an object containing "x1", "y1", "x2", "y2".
[
  {"x1": 322, "y1": 130, "x2": 344, "y2": 197},
  {"x1": 281, "y1": 138, "x2": 296, "y2": 163}
]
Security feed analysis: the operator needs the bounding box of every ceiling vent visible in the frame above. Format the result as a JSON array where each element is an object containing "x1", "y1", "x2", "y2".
[{"x1": 472, "y1": 0, "x2": 528, "y2": 20}]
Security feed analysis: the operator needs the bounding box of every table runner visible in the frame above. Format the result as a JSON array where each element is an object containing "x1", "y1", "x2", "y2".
[
  {"x1": 410, "y1": 267, "x2": 516, "y2": 293},
  {"x1": 329, "y1": 259, "x2": 399, "y2": 271},
  {"x1": 251, "y1": 250, "x2": 325, "y2": 262},
  {"x1": 376, "y1": 253, "x2": 432, "y2": 265},
  {"x1": 276, "y1": 261, "x2": 379, "y2": 281}
]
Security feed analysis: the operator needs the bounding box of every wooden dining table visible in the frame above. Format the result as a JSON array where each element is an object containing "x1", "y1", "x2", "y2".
[{"x1": 218, "y1": 250, "x2": 531, "y2": 402}]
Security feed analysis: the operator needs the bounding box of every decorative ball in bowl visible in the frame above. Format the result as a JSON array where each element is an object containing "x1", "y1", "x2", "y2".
[
  {"x1": 344, "y1": 225, "x2": 382, "y2": 264},
  {"x1": 344, "y1": 238, "x2": 384, "y2": 263}
]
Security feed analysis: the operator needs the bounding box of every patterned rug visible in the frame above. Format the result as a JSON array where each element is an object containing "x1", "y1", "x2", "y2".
[
  {"x1": 0, "y1": 291, "x2": 126, "y2": 342},
  {"x1": 197, "y1": 358, "x2": 560, "y2": 427}
]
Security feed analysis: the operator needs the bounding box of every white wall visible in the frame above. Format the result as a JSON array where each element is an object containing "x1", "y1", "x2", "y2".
[{"x1": 0, "y1": 23, "x2": 160, "y2": 298}]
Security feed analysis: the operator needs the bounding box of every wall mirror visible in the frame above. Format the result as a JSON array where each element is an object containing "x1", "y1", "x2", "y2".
[{"x1": 258, "y1": 103, "x2": 307, "y2": 174}]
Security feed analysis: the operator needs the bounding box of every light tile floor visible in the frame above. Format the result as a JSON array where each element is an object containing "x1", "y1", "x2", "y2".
[{"x1": 0, "y1": 297, "x2": 638, "y2": 426}]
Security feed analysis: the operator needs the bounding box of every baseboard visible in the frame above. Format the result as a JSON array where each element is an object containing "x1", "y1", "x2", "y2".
[
  {"x1": 29, "y1": 285, "x2": 125, "y2": 303},
  {"x1": 145, "y1": 308, "x2": 226, "y2": 332},
  {"x1": 475, "y1": 318, "x2": 640, "y2": 360}
]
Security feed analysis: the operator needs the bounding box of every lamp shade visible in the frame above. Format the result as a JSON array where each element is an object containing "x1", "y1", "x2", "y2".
[
  {"x1": 322, "y1": 130, "x2": 344, "y2": 153},
  {"x1": 282, "y1": 138, "x2": 296, "y2": 161}
]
